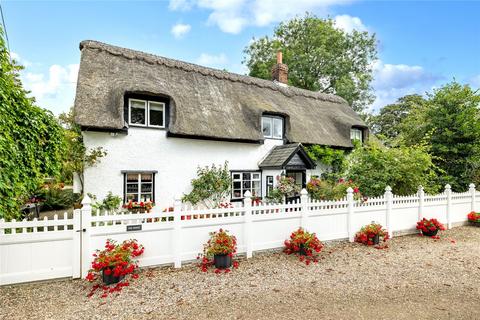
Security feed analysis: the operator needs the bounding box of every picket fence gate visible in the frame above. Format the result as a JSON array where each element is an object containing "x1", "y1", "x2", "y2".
[{"x1": 1, "y1": 184, "x2": 479, "y2": 285}]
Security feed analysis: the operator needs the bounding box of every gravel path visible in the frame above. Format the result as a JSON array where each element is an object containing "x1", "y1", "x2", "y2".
[{"x1": 2, "y1": 226, "x2": 480, "y2": 320}]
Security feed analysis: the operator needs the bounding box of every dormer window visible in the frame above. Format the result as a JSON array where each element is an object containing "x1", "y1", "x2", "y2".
[
  {"x1": 128, "y1": 98, "x2": 165, "y2": 128},
  {"x1": 351, "y1": 128, "x2": 363, "y2": 143},
  {"x1": 262, "y1": 115, "x2": 283, "y2": 139}
]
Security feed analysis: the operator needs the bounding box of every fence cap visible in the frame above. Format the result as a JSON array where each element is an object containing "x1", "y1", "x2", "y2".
[
  {"x1": 300, "y1": 188, "x2": 308, "y2": 196},
  {"x1": 385, "y1": 186, "x2": 392, "y2": 192},
  {"x1": 346, "y1": 187, "x2": 353, "y2": 193},
  {"x1": 81, "y1": 194, "x2": 92, "y2": 205},
  {"x1": 469, "y1": 183, "x2": 476, "y2": 189},
  {"x1": 445, "y1": 184, "x2": 452, "y2": 190},
  {"x1": 418, "y1": 185, "x2": 424, "y2": 192},
  {"x1": 244, "y1": 190, "x2": 252, "y2": 198}
]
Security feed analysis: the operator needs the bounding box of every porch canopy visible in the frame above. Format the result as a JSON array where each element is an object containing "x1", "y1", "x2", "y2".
[{"x1": 258, "y1": 143, "x2": 316, "y2": 170}]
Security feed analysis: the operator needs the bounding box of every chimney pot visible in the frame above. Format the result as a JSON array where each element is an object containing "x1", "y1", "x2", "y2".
[{"x1": 272, "y1": 50, "x2": 288, "y2": 85}]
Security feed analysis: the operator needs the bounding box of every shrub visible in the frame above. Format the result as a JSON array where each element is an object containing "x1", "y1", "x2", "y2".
[
  {"x1": 36, "y1": 183, "x2": 75, "y2": 211},
  {"x1": 92, "y1": 192, "x2": 122, "y2": 212},
  {"x1": 306, "y1": 177, "x2": 364, "y2": 201},
  {"x1": 284, "y1": 228, "x2": 323, "y2": 264},
  {"x1": 355, "y1": 223, "x2": 389, "y2": 246},
  {"x1": 182, "y1": 162, "x2": 231, "y2": 208},
  {"x1": 345, "y1": 141, "x2": 439, "y2": 197}
]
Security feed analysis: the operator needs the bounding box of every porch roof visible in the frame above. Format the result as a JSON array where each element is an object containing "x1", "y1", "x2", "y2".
[{"x1": 258, "y1": 143, "x2": 316, "y2": 170}]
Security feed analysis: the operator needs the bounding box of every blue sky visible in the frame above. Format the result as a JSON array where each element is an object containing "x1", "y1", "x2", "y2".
[{"x1": 3, "y1": 0, "x2": 480, "y2": 114}]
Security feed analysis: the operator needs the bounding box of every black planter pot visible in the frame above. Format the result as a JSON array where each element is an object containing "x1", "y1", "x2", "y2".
[
  {"x1": 214, "y1": 254, "x2": 232, "y2": 269},
  {"x1": 469, "y1": 220, "x2": 480, "y2": 227},
  {"x1": 422, "y1": 229, "x2": 439, "y2": 237},
  {"x1": 102, "y1": 268, "x2": 124, "y2": 285},
  {"x1": 369, "y1": 234, "x2": 380, "y2": 245}
]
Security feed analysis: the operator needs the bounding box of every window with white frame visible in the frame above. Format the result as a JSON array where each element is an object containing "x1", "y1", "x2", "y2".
[
  {"x1": 350, "y1": 128, "x2": 363, "y2": 143},
  {"x1": 124, "y1": 172, "x2": 155, "y2": 202},
  {"x1": 231, "y1": 172, "x2": 261, "y2": 199},
  {"x1": 262, "y1": 116, "x2": 283, "y2": 139},
  {"x1": 128, "y1": 98, "x2": 165, "y2": 128}
]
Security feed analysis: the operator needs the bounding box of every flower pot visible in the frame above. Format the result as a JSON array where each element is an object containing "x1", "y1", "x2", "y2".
[
  {"x1": 369, "y1": 234, "x2": 380, "y2": 245},
  {"x1": 422, "y1": 229, "x2": 439, "y2": 237},
  {"x1": 214, "y1": 254, "x2": 232, "y2": 269},
  {"x1": 469, "y1": 220, "x2": 480, "y2": 227},
  {"x1": 102, "y1": 268, "x2": 124, "y2": 285}
]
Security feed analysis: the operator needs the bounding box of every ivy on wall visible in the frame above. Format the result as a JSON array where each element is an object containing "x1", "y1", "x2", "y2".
[{"x1": 0, "y1": 27, "x2": 65, "y2": 220}]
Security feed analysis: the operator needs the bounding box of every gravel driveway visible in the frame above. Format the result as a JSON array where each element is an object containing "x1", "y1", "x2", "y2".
[{"x1": 2, "y1": 226, "x2": 480, "y2": 320}]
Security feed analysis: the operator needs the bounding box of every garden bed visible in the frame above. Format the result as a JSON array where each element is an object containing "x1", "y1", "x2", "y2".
[{"x1": 1, "y1": 226, "x2": 480, "y2": 319}]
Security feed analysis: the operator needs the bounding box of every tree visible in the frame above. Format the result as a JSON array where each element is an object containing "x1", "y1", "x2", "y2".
[
  {"x1": 413, "y1": 82, "x2": 480, "y2": 190},
  {"x1": 369, "y1": 94, "x2": 427, "y2": 143},
  {"x1": 0, "y1": 27, "x2": 65, "y2": 220},
  {"x1": 243, "y1": 13, "x2": 377, "y2": 114},
  {"x1": 58, "y1": 107, "x2": 106, "y2": 193}
]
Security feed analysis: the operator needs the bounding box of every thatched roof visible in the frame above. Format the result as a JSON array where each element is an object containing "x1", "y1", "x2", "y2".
[
  {"x1": 74, "y1": 40, "x2": 366, "y2": 147},
  {"x1": 259, "y1": 143, "x2": 315, "y2": 169}
]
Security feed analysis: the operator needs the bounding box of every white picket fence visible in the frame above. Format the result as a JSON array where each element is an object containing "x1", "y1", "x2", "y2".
[{"x1": 1, "y1": 184, "x2": 479, "y2": 285}]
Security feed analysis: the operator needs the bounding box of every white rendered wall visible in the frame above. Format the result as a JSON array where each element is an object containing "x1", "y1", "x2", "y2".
[{"x1": 83, "y1": 128, "x2": 284, "y2": 209}]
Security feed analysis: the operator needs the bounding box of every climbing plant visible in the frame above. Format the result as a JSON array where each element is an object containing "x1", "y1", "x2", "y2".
[{"x1": 0, "y1": 27, "x2": 65, "y2": 220}]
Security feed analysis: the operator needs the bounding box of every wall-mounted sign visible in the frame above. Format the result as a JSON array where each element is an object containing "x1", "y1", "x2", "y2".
[{"x1": 126, "y1": 225, "x2": 142, "y2": 232}]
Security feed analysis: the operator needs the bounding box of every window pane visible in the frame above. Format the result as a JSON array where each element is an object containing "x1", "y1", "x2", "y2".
[
  {"x1": 252, "y1": 181, "x2": 260, "y2": 195},
  {"x1": 126, "y1": 194, "x2": 138, "y2": 202},
  {"x1": 243, "y1": 181, "x2": 251, "y2": 189},
  {"x1": 149, "y1": 102, "x2": 164, "y2": 127},
  {"x1": 242, "y1": 173, "x2": 251, "y2": 181},
  {"x1": 252, "y1": 173, "x2": 260, "y2": 180},
  {"x1": 140, "y1": 193, "x2": 152, "y2": 202},
  {"x1": 141, "y1": 183, "x2": 152, "y2": 193},
  {"x1": 126, "y1": 184, "x2": 138, "y2": 193},
  {"x1": 233, "y1": 173, "x2": 241, "y2": 180},
  {"x1": 233, "y1": 181, "x2": 241, "y2": 189},
  {"x1": 141, "y1": 174, "x2": 152, "y2": 182},
  {"x1": 127, "y1": 174, "x2": 138, "y2": 182},
  {"x1": 130, "y1": 101, "x2": 146, "y2": 125},
  {"x1": 262, "y1": 117, "x2": 272, "y2": 137},
  {"x1": 233, "y1": 190, "x2": 242, "y2": 198},
  {"x1": 273, "y1": 118, "x2": 283, "y2": 138}
]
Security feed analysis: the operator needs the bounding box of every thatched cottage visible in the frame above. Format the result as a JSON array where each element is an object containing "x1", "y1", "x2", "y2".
[{"x1": 74, "y1": 40, "x2": 366, "y2": 207}]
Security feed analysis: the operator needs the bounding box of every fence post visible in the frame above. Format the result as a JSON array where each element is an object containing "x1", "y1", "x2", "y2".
[
  {"x1": 80, "y1": 194, "x2": 92, "y2": 278},
  {"x1": 417, "y1": 186, "x2": 424, "y2": 223},
  {"x1": 385, "y1": 186, "x2": 393, "y2": 239},
  {"x1": 243, "y1": 191, "x2": 253, "y2": 258},
  {"x1": 347, "y1": 187, "x2": 354, "y2": 242},
  {"x1": 469, "y1": 183, "x2": 476, "y2": 213},
  {"x1": 72, "y1": 209, "x2": 82, "y2": 279},
  {"x1": 173, "y1": 198, "x2": 182, "y2": 268},
  {"x1": 300, "y1": 189, "x2": 309, "y2": 229},
  {"x1": 445, "y1": 184, "x2": 452, "y2": 229}
]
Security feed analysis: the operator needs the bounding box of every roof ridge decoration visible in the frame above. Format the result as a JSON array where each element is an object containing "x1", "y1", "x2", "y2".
[{"x1": 79, "y1": 40, "x2": 347, "y2": 105}]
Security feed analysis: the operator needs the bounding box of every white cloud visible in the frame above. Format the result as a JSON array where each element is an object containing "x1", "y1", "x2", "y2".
[
  {"x1": 171, "y1": 23, "x2": 191, "y2": 39},
  {"x1": 170, "y1": 0, "x2": 355, "y2": 34},
  {"x1": 334, "y1": 14, "x2": 367, "y2": 33},
  {"x1": 370, "y1": 60, "x2": 441, "y2": 112},
  {"x1": 196, "y1": 53, "x2": 229, "y2": 68},
  {"x1": 20, "y1": 63, "x2": 79, "y2": 114}
]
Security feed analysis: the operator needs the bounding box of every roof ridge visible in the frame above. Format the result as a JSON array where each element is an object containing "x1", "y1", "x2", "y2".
[{"x1": 79, "y1": 40, "x2": 347, "y2": 105}]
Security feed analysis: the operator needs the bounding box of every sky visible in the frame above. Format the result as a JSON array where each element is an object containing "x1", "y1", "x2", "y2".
[{"x1": 3, "y1": 0, "x2": 480, "y2": 115}]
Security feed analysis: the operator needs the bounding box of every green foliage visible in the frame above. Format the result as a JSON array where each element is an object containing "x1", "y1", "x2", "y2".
[
  {"x1": 266, "y1": 176, "x2": 300, "y2": 204},
  {"x1": 306, "y1": 177, "x2": 362, "y2": 201},
  {"x1": 58, "y1": 107, "x2": 107, "y2": 191},
  {"x1": 368, "y1": 94, "x2": 427, "y2": 144},
  {"x1": 0, "y1": 27, "x2": 66, "y2": 220},
  {"x1": 36, "y1": 183, "x2": 78, "y2": 211},
  {"x1": 345, "y1": 141, "x2": 439, "y2": 197},
  {"x1": 182, "y1": 162, "x2": 232, "y2": 208},
  {"x1": 305, "y1": 145, "x2": 347, "y2": 179},
  {"x1": 91, "y1": 192, "x2": 122, "y2": 212},
  {"x1": 243, "y1": 13, "x2": 377, "y2": 114}
]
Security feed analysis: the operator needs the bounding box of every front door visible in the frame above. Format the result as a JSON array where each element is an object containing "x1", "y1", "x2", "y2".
[{"x1": 285, "y1": 170, "x2": 306, "y2": 202}]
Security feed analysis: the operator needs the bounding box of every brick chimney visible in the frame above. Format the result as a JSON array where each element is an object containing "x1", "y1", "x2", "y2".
[{"x1": 271, "y1": 51, "x2": 288, "y2": 85}]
